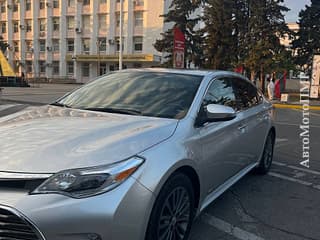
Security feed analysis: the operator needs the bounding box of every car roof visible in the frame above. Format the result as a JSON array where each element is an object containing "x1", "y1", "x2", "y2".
[{"x1": 120, "y1": 68, "x2": 247, "y2": 79}]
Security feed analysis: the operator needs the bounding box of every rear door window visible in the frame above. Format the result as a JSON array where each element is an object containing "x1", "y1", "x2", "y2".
[{"x1": 231, "y1": 78, "x2": 260, "y2": 111}]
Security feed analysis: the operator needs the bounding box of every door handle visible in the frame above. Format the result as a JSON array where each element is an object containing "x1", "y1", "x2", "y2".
[{"x1": 238, "y1": 124, "x2": 247, "y2": 131}]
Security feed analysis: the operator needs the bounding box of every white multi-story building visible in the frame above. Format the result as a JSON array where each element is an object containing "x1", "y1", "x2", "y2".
[{"x1": 0, "y1": 0, "x2": 165, "y2": 83}]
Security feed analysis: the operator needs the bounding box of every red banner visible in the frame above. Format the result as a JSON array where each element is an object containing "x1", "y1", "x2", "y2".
[{"x1": 173, "y1": 27, "x2": 185, "y2": 69}]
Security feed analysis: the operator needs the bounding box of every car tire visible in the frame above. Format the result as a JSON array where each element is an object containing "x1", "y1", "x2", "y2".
[
  {"x1": 145, "y1": 173, "x2": 195, "y2": 240},
  {"x1": 256, "y1": 131, "x2": 275, "y2": 174}
]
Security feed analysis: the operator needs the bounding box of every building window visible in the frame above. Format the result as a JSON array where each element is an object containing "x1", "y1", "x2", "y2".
[
  {"x1": 99, "y1": 14, "x2": 107, "y2": 32},
  {"x1": 13, "y1": 3, "x2": 18, "y2": 12},
  {"x1": 13, "y1": 41, "x2": 19, "y2": 52},
  {"x1": 67, "y1": 17, "x2": 75, "y2": 30},
  {"x1": 134, "y1": 0, "x2": 144, "y2": 7},
  {"x1": 53, "y1": 40, "x2": 59, "y2": 51},
  {"x1": 53, "y1": 61, "x2": 59, "y2": 75},
  {"x1": 133, "y1": 63, "x2": 142, "y2": 68},
  {"x1": 53, "y1": 0, "x2": 59, "y2": 8},
  {"x1": 25, "y1": 41, "x2": 33, "y2": 52},
  {"x1": 82, "y1": 15, "x2": 91, "y2": 32},
  {"x1": 39, "y1": 0, "x2": 45, "y2": 9},
  {"x1": 26, "y1": 61, "x2": 33, "y2": 74},
  {"x1": 134, "y1": 12, "x2": 143, "y2": 27},
  {"x1": 67, "y1": 39, "x2": 74, "y2": 52},
  {"x1": 116, "y1": 13, "x2": 120, "y2": 28},
  {"x1": 98, "y1": 38, "x2": 107, "y2": 52},
  {"x1": 82, "y1": 63, "x2": 90, "y2": 77},
  {"x1": 13, "y1": 21, "x2": 19, "y2": 33},
  {"x1": 68, "y1": 0, "x2": 75, "y2": 7},
  {"x1": 82, "y1": 39, "x2": 90, "y2": 52},
  {"x1": 99, "y1": 63, "x2": 107, "y2": 75},
  {"x1": 83, "y1": 0, "x2": 90, "y2": 5},
  {"x1": 25, "y1": 0, "x2": 32, "y2": 11},
  {"x1": 39, "y1": 61, "x2": 46, "y2": 73},
  {"x1": 100, "y1": 0, "x2": 107, "y2": 3},
  {"x1": 133, "y1": 36, "x2": 143, "y2": 52},
  {"x1": 26, "y1": 20, "x2": 32, "y2": 32},
  {"x1": 115, "y1": 37, "x2": 124, "y2": 52},
  {"x1": 1, "y1": 22, "x2": 6, "y2": 34},
  {"x1": 67, "y1": 62, "x2": 74, "y2": 75},
  {"x1": 53, "y1": 17, "x2": 60, "y2": 31},
  {"x1": 39, "y1": 19, "x2": 46, "y2": 32},
  {"x1": 39, "y1": 40, "x2": 46, "y2": 52},
  {"x1": 0, "y1": 2, "x2": 6, "y2": 13}
]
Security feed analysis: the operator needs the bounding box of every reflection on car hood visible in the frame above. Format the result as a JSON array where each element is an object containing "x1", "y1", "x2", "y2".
[{"x1": 0, "y1": 106, "x2": 178, "y2": 173}]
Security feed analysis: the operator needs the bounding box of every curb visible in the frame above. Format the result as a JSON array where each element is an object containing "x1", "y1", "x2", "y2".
[{"x1": 273, "y1": 104, "x2": 320, "y2": 111}]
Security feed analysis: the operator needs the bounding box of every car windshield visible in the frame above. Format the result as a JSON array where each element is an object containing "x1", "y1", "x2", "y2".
[{"x1": 55, "y1": 71, "x2": 203, "y2": 119}]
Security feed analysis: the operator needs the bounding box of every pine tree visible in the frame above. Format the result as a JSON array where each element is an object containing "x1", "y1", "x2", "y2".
[
  {"x1": 293, "y1": 0, "x2": 320, "y2": 74},
  {"x1": 154, "y1": 0, "x2": 203, "y2": 67},
  {"x1": 203, "y1": 0, "x2": 237, "y2": 70},
  {"x1": 243, "y1": 0, "x2": 290, "y2": 91}
]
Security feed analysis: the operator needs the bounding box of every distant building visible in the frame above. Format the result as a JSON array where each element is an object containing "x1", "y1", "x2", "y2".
[
  {"x1": 0, "y1": 0, "x2": 166, "y2": 83},
  {"x1": 280, "y1": 22, "x2": 299, "y2": 50}
]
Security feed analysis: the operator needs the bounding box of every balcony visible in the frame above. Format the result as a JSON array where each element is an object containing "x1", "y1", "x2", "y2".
[
  {"x1": 67, "y1": 29, "x2": 75, "y2": 38},
  {"x1": 52, "y1": 30, "x2": 60, "y2": 38},
  {"x1": 25, "y1": 11, "x2": 32, "y2": 19},
  {"x1": 133, "y1": 2, "x2": 144, "y2": 11},
  {"x1": 39, "y1": 52, "x2": 46, "y2": 60},
  {"x1": 39, "y1": 9, "x2": 46, "y2": 18},
  {"x1": 53, "y1": 8, "x2": 60, "y2": 16},
  {"x1": 1, "y1": 33, "x2": 7, "y2": 40},
  {"x1": 99, "y1": 3, "x2": 107, "y2": 13},
  {"x1": 53, "y1": 52, "x2": 60, "y2": 60},
  {"x1": 13, "y1": 32, "x2": 20, "y2": 40},
  {"x1": 134, "y1": 26, "x2": 143, "y2": 36},
  {"x1": 99, "y1": 28, "x2": 108, "y2": 37},
  {"x1": 25, "y1": 31, "x2": 33, "y2": 39},
  {"x1": 67, "y1": 7, "x2": 75, "y2": 15},
  {"x1": 12, "y1": 12, "x2": 19, "y2": 20},
  {"x1": 0, "y1": 13, "x2": 6, "y2": 21},
  {"x1": 83, "y1": 5, "x2": 90, "y2": 14}
]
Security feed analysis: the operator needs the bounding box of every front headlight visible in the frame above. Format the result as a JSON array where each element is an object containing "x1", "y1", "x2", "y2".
[{"x1": 31, "y1": 157, "x2": 144, "y2": 198}]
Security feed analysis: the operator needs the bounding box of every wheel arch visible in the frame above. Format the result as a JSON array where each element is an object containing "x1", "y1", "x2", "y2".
[{"x1": 172, "y1": 165, "x2": 201, "y2": 211}]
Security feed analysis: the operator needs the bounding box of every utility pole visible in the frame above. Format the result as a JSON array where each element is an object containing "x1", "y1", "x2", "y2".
[{"x1": 119, "y1": 0, "x2": 123, "y2": 70}]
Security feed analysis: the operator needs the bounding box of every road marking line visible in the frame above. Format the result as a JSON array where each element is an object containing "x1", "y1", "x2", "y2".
[
  {"x1": 276, "y1": 138, "x2": 288, "y2": 143},
  {"x1": 273, "y1": 161, "x2": 320, "y2": 176},
  {"x1": 202, "y1": 213, "x2": 265, "y2": 240},
  {"x1": 272, "y1": 161, "x2": 287, "y2": 167},
  {"x1": 268, "y1": 172, "x2": 313, "y2": 186}
]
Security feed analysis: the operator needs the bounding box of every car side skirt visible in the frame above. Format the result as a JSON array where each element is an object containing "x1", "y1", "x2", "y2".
[{"x1": 199, "y1": 162, "x2": 258, "y2": 213}]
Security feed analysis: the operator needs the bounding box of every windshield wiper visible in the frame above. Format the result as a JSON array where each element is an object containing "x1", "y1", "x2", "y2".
[
  {"x1": 83, "y1": 107, "x2": 142, "y2": 116},
  {"x1": 50, "y1": 102, "x2": 72, "y2": 108}
]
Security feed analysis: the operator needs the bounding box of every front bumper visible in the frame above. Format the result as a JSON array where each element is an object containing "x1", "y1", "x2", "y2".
[{"x1": 0, "y1": 177, "x2": 154, "y2": 240}]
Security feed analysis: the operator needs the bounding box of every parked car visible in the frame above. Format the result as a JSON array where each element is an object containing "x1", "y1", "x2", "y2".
[{"x1": 0, "y1": 69, "x2": 275, "y2": 240}]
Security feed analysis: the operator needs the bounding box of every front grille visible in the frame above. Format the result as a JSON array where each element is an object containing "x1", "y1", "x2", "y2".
[
  {"x1": 0, "y1": 179, "x2": 45, "y2": 192},
  {"x1": 0, "y1": 206, "x2": 44, "y2": 240}
]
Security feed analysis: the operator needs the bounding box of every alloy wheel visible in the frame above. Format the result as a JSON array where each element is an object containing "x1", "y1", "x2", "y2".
[{"x1": 157, "y1": 187, "x2": 191, "y2": 240}]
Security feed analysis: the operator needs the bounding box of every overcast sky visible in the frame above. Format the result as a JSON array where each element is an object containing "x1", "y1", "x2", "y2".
[{"x1": 284, "y1": 0, "x2": 311, "y2": 22}]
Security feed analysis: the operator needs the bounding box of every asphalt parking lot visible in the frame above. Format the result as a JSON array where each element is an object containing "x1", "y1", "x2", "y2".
[{"x1": 1, "y1": 85, "x2": 320, "y2": 240}]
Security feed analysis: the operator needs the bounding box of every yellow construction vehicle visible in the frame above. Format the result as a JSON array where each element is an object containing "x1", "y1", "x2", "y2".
[
  {"x1": 0, "y1": 50, "x2": 29, "y2": 87},
  {"x1": 0, "y1": 50, "x2": 15, "y2": 77}
]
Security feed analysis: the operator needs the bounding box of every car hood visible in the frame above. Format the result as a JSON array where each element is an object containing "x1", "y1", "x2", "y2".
[{"x1": 0, "y1": 106, "x2": 178, "y2": 174}]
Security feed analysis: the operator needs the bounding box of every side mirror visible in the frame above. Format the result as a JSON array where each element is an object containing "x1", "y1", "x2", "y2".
[{"x1": 206, "y1": 104, "x2": 236, "y2": 122}]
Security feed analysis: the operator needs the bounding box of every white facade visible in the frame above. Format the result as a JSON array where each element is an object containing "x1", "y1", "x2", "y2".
[{"x1": 0, "y1": 0, "x2": 166, "y2": 82}]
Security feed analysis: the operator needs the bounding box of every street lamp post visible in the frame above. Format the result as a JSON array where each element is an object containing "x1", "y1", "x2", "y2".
[{"x1": 119, "y1": 0, "x2": 123, "y2": 70}]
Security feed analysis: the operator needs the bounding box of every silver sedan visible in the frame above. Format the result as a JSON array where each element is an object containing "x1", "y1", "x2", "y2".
[{"x1": 0, "y1": 69, "x2": 275, "y2": 240}]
